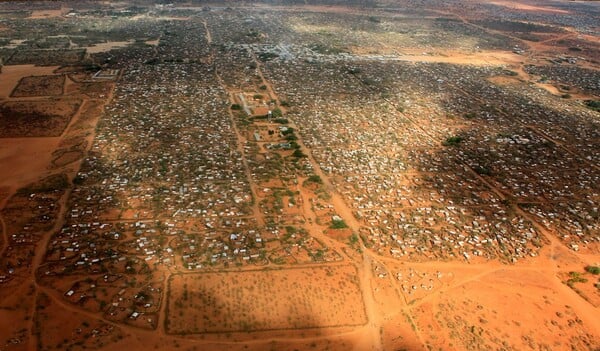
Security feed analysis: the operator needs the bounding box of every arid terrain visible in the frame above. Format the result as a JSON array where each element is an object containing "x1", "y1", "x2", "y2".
[{"x1": 0, "y1": 0, "x2": 599, "y2": 350}]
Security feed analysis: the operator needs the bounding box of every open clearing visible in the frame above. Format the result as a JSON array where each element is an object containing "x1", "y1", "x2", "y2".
[
  {"x1": 0, "y1": 99, "x2": 81, "y2": 137},
  {"x1": 0, "y1": 137, "x2": 61, "y2": 190},
  {"x1": 7, "y1": 49, "x2": 85, "y2": 66},
  {"x1": 488, "y1": 1, "x2": 570, "y2": 14},
  {"x1": 413, "y1": 268, "x2": 600, "y2": 350},
  {"x1": 11, "y1": 74, "x2": 65, "y2": 97},
  {"x1": 166, "y1": 265, "x2": 367, "y2": 334},
  {"x1": 0, "y1": 65, "x2": 59, "y2": 99}
]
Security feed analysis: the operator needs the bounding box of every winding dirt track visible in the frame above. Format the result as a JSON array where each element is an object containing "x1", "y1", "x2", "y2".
[{"x1": 247, "y1": 46, "x2": 384, "y2": 350}]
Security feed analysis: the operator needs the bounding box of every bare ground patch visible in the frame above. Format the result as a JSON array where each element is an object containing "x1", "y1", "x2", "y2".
[
  {"x1": 7, "y1": 49, "x2": 85, "y2": 66},
  {"x1": 413, "y1": 269, "x2": 600, "y2": 350},
  {"x1": 11, "y1": 74, "x2": 65, "y2": 97},
  {"x1": 166, "y1": 265, "x2": 367, "y2": 334},
  {"x1": 0, "y1": 98, "x2": 81, "y2": 137}
]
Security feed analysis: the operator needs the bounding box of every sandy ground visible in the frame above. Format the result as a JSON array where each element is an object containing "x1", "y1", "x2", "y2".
[
  {"x1": 131, "y1": 13, "x2": 191, "y2": 21},
  {"x1": 145, "y1": 39, "x2": 160, "y2": 46},
  {"x1": 85, "y1": 40, "x2": 135, "y2": 54},
  {"x1": 488, "y1": 1, "x2": 571, "y2": 14},
  {"x1": 167, "y1": 266, "x2": 366, "y2": 334},
  {"x1": 347, "y1": 47, "x2": 527, "y2": 67},
  {"x1": 0, "y1": 65, "x2": 91, "y2": 192},
  {"x1": 397, "y1": 50, "x2": 524, "y2": 66},
  {"x1": 0, "y1": 77, "x2": 116, "y2": 351},
  {"x1": 0, "y1": 138, "x2": 60, "y2": 192},
  {"x1": 374, "y1": 241, "x2": 600, "y2": 350},
  {"x1": 28, "y1": 9, "x2": 66, "y2": 19},
  {"x1": 0, "y1": 65, "x2": 59, "y2": 99}
]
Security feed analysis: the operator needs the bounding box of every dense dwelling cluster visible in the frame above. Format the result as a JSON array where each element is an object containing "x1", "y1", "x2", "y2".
[
  {"x1": 0, "y1": 2, "x2": 595, "y2": 280},
  {"x1": 28, "y1": 10, "x2": 344, "y2": 297},
  {"x1": 524, "y1": 64, "x2": 600, "y2": 97},
  {"x1": 0, "y1": 183, "x2": 66, "y2": 284},
  {"x1": 260, "y1": 48, "x2": 598, "y2": 261},
  {"x1": 0, "y1": 2, "x2": 598, "y2": 343}
]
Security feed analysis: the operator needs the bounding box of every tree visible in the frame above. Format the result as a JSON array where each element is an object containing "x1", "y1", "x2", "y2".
[
  {"x1": 292, "y1": 149, "x2": 306, "y2": 158},
  {"x1": 330, "y1": 219, "x2": 348, "y2": 229},
  {"x1": 272, "y1": 107, "x2": 283, "y2": 118}
]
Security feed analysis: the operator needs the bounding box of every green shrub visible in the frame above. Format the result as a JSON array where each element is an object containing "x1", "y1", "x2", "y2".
[
  {"x1": 331, "y1": 219, "x2": 348, "y2": 229},
  {"x1": 292, "y1": 149, "x2": 306, "y2": 158},
  {"x1": 272, "y1": 107, "x2": 283, "y2": 118},
  {"x1": 281, "y1": 127, "x2": 294, "y2": 135},
  {"x1": 584, "y1": 100, "x2": 600, "y2": 112},
  {"x1": 307, "y1": 175, "x2": 323, "y2": 184},
  {"x1": 585, "y1": 266, "x2": 600, "y2": 275},
  {"x1": 443, "y1": 136, "x2": 463, "y2": 146},
  {"x1": 567, "y1": 271, "x2": 588, "y2": 286}
]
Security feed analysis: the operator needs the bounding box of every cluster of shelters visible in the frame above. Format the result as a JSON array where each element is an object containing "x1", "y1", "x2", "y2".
[{"x1": 259, "y1": 48, "x2": 598, "y2": 260}]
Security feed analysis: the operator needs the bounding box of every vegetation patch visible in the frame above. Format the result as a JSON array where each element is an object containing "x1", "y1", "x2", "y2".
[
  {"x1": 330, "y1": 218, "x2": 348, "y2": 229},
  {"x1": 584, "y1": 100, "x2": 600, "y2": 112},
  {"x1": 566, "y1": 271, "x2": 588, "y2": 287},
  {"x1": 166, "y1": 266, "x2": 366, "y2": 333},
  {"x1": 8, "y1": 48, "x2": 85, "y2": 65},
  {"x1": 304, "y1": 175, "x2": 323, "y2": 186},
  {"x1": 292, "y1": 149, "x2": 306, "y2": 158},
  {"x1": 11, "y1": 75, "x2": 65, "y2": 97},
  {"x1": 310, "y1": 43, "x2": 347, "y2": 55},
  {"x1": 443, "y1": 135, "x2": 464, "y2": 146},
  {"x1": 584, "y1": 266, "x2": 600, "y2": 275},
  {"x1": 0, "y1": 99, "x2": 81, "y2": 137},
  {"x1": 258, "y1": 52, "x2": 278, "y2": 61}
]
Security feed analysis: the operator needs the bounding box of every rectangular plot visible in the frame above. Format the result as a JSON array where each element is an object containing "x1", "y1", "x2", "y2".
[
  {"x1": 167, "y1": 265, "x2": 367, "y2": 334},
  {"x1": 0, "y1": 99, "x2": 81, "y2": 137},
  {"x1": 8, "y1": 49, "x2": 85, "y2": 66},
  {"x1": 11, "y1": 74, "x2": 65, "y2": 97}
]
